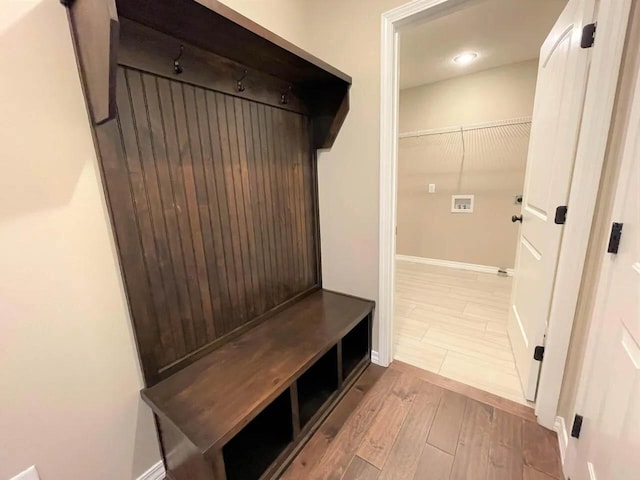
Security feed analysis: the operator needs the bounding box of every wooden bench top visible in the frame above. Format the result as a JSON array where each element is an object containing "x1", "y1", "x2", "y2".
[{"x1": 141, "y1": 289, "x2": 374, "y2": 454}]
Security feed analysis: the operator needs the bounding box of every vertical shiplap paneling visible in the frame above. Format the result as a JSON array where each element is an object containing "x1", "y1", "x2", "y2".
[
  {"x1": 301, "y1": 115, "x2": 319, "y2": 287},
  {"x1": 205, "y1": 90, "x2": 241, "y2": 333},
  {"x1": 143, "y1": 74, "x2": 199, "y2": 353},
  {"x1": 105, "y1": 66, "x2": 318, "y2": 382},
  {"x1": 216, "y1": 92, "x2": 248, "y2": 331},
  {"x1": 169, "y1": 79, "x2": 211, "y2": 352},
  {"x1": 254, "y1": 102, "x2": 278, "y2": 307},
  {"x1": 156, "y1": 76, "x2": 205, "y2": 354},
  {"x1": 181, "y1": 83, "x2": 219, "y2": 345},
  {"x1": 242, "y1": 100, "x2": 268, "y2": 315},
  {"x1": 118, "y1": 68, "x2": 181, "y2": 364},
  {"x1": 194, "y1": 87, "x2": 230, "y2": 340},
  {"x1": 261, "y1": 103, "x2": 283, "y2": 304}
]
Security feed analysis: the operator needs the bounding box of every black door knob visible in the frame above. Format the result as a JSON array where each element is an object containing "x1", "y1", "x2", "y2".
[{"x1": 512, "y1": 215, "x2": 523, "y2": 223}]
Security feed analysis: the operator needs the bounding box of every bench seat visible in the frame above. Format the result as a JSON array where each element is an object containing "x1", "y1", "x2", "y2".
[{"x1": 141, "y1": 289, "x2": 374, "y2": 480}]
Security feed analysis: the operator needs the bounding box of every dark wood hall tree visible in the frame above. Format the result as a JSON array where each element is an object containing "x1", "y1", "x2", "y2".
[{"x1": 65, "y1": 1, "x2": 374, "y2": 479}]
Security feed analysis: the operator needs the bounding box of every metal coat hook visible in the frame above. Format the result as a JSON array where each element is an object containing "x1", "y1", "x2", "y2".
[
  {"x1": 236, "y1": 70, "x2": 248, "y2": 92},
  {"x1": 280, "y1": 85, "x2": 292, "y2": 105},
  {"x1": 173, "y1": 45, "x2": 185, "y2": 75}
]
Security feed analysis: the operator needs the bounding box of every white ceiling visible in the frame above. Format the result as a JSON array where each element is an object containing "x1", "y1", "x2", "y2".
[{"x1": 399, "y1": 0, "x2": 567, "y2": 89}]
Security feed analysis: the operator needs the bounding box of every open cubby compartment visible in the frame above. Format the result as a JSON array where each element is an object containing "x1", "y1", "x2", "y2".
[
  {"x1": 222, "y1": 389, "x2": 293, "y2": 480},
  {"x1": 341, "y1": 315, "x2": 371, "y2": 380},
  {"x1": 297, "y1": 345, "x2": 339, "y2": 427}
]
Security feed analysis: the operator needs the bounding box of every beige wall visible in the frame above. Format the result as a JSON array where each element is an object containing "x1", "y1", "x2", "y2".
[
  {"x1": 397, "y1": 61, "x2": 537, "y2": 268},
  {"x1": 400, "y1": 60, "x2": 539, "y2": 132},
  {"x1": 3, "y1": 0, "x2": 407, "y2": 476},
  {"x1": 0, "y1": 2, "x2": 159, "y2": 479},
  {"x1": 0, "y1": 0, "x2": 613, "y2": 477},
  {"x1": 557, "y1": 0, "x2": 640, "y2": 422}
]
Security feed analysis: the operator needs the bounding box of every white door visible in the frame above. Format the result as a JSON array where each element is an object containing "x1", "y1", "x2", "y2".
[
  {"x1": 567, "y1": 62, "x2": 640, "y2": 480},
  {"x1": 508, "y1": 0, "x2": 596, "y2": 401}
]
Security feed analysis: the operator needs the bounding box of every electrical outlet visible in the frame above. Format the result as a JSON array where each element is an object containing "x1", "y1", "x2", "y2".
[
  {"x1": 10, "y1": 466, "x2": 40, "y2": 480},
  {"x1": 428, "y1": 183, "x2": 436, "y2": 193}
]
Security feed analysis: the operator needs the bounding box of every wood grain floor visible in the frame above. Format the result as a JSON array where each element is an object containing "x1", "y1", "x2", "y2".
[
  {"x1": 394, "y1": 261, "x2": 527, "y2": 405},
  {"x1": 281, "y1": 363, "x2": 562, "y2": 480}
]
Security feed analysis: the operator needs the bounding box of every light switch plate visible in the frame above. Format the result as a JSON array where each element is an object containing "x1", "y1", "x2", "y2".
[
  {"x1": 10, "y1": 466, "x2": 40, "y2": 480},
  {"x1": 428, "y1": 184, "x2": 436, "y2": 193}
]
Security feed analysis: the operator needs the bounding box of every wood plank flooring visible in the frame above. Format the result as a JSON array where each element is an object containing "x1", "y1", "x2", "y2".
[
  {"x1": 282, "y1": 363, "x2": 562, "y2": 480},
  {"x1": 394, "y1": 260, "x2": 527, "y2": 404}
]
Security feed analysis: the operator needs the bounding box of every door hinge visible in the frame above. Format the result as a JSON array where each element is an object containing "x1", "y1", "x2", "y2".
[
  {"x1": 554, "y1": 206, "x2": 568, "y2": 225},
  {"x1": 607, "y1": 222, "x2": 623, "y2": 254},
  {"x1": 581, "y1": 23, "x2": 597, "y2": 48},
  {"x1": 533, "y1": 345, "x2": 545, "y2": 361},
  {"x1": 571, "y1": 414, "x2": 584, "y2": 438}
]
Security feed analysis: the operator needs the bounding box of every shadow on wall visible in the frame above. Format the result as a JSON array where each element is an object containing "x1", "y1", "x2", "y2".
[
  {"x1": 0, "y1": 1, "x2": 86, "y2": 222},
  {"x1": 0, "y1": 2, "x2": 159, "y2": 479}
]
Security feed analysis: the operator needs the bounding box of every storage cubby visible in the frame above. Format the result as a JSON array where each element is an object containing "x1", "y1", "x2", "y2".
[
  {"x1": 341, "y1": 316, "x2": 370, "y2": 380},
  {"x1": 143, "y1": 291, "x2": 374, "y2": 480},
  {"x1": 222, "y1": 389, "x2": 293, "y2": 480},
  {"x1": 297, "y1": 345, "x2": 339, "y2": 427}
]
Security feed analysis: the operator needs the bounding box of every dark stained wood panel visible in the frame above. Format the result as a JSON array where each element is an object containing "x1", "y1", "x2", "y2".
[
  {"x1": 116, "y1": 0, "x2": 351, "y2": 85},
  {"x1": 100, "y1": 65, "x2": 320, "y2": 384},
  {"x1": 68, "y1": 0, "x2": 119, "y2": 124},
  {"x1": 117, "y1": 19, "x2": 309, "y2": 116},
  {"x1": 141, "y1": 290, "x2": 374, "y2": 453}
]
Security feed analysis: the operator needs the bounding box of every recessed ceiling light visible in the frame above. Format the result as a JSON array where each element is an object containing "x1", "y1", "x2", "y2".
[{"x1": 453, "y1": 52, "x2": 478, "y2": 66}]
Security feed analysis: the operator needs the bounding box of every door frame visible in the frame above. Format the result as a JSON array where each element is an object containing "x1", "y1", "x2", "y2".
[{"x1": 378, "y1": 0, "x2": 631, "y2": 429}]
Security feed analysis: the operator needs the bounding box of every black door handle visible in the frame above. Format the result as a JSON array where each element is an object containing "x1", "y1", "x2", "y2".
[{"x1": 512, "y1": 215, "x2": 523, "y2": 223}]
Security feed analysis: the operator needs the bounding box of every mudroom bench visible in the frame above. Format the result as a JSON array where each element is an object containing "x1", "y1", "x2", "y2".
[
  {"x1": 142, "y1": 290, "x2": 373, "y2": 480},
  {"x1": 64, "y1": 0, "x2": 365, "y2": 478}
]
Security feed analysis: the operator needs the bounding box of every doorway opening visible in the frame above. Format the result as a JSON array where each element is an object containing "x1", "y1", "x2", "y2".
[
  {"x1": 379, "y1": 0, "x2": 630, "y2": 428},
  {"x1": 392, "y1": 0, "x2": 562, "y2": 406}
]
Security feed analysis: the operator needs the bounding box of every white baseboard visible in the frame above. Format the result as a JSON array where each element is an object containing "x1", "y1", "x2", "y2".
[
  {"x1": 371, "y1": 350, "x2": 380, "y2": 365},
  {"x1": 554, "y1": 416, "x2": 569, "y2": 468},
  {"x1": 137, "y1": 461, "x2": 165, "y2": 480},
  {"x1": 396, "y1": 254, "x2": 514, "y2": 277}
]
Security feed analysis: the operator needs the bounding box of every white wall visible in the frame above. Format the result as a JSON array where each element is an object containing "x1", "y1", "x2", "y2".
[
  {"x1": 397, "y1": 61, "x2": 537, "y2": 268},
  {"x1": 0, "y1": 2, "x2": 159, "y2": 479}
]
